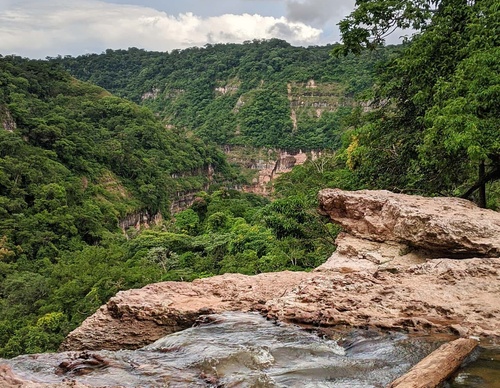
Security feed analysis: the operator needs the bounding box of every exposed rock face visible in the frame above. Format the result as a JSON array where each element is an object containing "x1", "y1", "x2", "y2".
[
  {"x1": 1, "y1": 105, "x2": 17, "y2": 132},
  {"x1": 61, "y1": 190, "x2": 500, "y2": 352},
  {"x1": 318, "y1": 189, "x2": 500, "y2": 258},
  {"x1": 60, "y1": 272, "x2": 312, "y2": 351},
  {"x1": 267, "y1": 258, "x2": 499, "y2": 337},
  {"x1": 118, "y1": 211, "x2": 162, "y2": 234},
  {"x1": 243, "y1": 150, "x2": 313, "y2": 195}
]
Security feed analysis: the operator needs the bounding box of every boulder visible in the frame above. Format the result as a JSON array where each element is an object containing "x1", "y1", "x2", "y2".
[{"x1": 318, "y1": 189, "x2": 500, "y2": 257}]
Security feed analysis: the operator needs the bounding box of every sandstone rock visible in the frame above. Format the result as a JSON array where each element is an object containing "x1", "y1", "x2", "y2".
[
  {"x1": 318, "y1": 189, "x2": 500, "y2": 257},
  {"x1": 315, "y1": 232, "x2": 427, "y2": 272},
  {"x1": 266, "y1": 258, "x2": 500, "y2": 337},
  {"x1": 61, "y1": 190, "x2": 500, "y2": 352},
  {"x1": 60, "y1": 271, "x2": 312, "y2": 351},
  {"x1": 61, "y1": 257, "x2": 500, "y2": 352}
]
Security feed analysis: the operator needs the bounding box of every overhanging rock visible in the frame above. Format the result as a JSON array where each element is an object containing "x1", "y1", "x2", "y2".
[{"x1": 318, "y1": 189, "x2": 500, "y2": 258}]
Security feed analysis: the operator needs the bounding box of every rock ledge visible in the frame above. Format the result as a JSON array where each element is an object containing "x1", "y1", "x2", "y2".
[{"x1": 60, "y1": 189, "x2": 500, "y2": 351}]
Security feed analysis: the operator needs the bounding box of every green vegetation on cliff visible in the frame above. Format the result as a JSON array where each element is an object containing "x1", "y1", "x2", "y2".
[
  {"x1": 0, "y1": 56, "x2": 337, "y2": 357},
  {"x1": 53, "y1": 40, "x2": 396, "y2": 150},
  {"x1": 1, "y1": 0, "x2": 497, "y2": 355},
  {"x1": 0, "y1": 56, "x2": 227, "y2": 356}
]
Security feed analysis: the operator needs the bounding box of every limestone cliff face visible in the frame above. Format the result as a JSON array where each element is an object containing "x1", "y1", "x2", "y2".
[
  {"x1": 118, "y1": 164, "x2": 213, "y2": 232},
  {"x1": 118, "y1": 211, "x2": 162, "y2": 234},
  {"x1": 61, "y1": 190, "x2": 500, "y2": 352},
  {"x1": 287, "y1": 80, "x2": 355, "y2": 129},
  {"x1": 0, "y1": 105, "x2": 16, "y2": 132},
  {"x1": 243, "y1": 150, "x2": 308, "y2": 196},
  {"x1": 225, "y1": 146, "x2": 319, "y2": 195}
]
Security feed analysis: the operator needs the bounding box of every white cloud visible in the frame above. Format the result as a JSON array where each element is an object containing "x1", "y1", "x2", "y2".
[{"x1": 0, "y1": 0, "x2": 322, "y2": 58}]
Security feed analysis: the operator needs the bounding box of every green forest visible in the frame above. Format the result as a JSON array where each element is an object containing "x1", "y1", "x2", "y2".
[
  {"x1": 1, "y1": 0, "x2": 498, "y2": 357},
  {"x1": 53, "y1": 39, "x2": 395, "y2": 150}
]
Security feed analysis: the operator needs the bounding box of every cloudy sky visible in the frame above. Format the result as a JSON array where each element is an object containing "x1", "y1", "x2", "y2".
[{"x1": 0, "y1": 0, "x2": 357, "y2": 59}]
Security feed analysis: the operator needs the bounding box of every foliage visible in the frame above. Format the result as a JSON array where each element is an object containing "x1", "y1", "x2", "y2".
[
  {"x1": 125, "y1": 190, "x2": 337, "y2": 279},
  {"x1": 52, "y1": 40, "x2": 396, "y2": 151},
  {"x1": 335, "y1": 0, "x2": 500, "y2": 206},
  {"x1": 0, "y1": 56, "x2": 229, "y2": 357},
  {"x1": 0, "y1": 54, "x2": 340, "y2": 357}
]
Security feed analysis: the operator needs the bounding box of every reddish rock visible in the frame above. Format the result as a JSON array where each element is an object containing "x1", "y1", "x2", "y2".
[{"x1": 267, "y1": 258, "x2": 500, "y2": 337}]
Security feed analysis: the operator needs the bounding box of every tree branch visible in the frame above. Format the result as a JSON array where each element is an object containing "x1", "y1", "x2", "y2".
[{"x1": 460, "y1": 166, "x2": 500, "y2": 200}]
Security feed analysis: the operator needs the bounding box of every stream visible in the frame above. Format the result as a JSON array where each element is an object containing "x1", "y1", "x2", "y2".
[{"x1": 2, "y1": 312, "x2": 499, "y2": 387}]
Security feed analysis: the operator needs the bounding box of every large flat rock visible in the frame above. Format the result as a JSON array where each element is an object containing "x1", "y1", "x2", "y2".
[
  {"x1": 60, "y1": 271, "x2": 312, "y2": 351},
  {"x1": 266, "y1": 258, "x2": 500, "y2": 337},
  {"x1": 60, "y1": 190, "x2": 500, "y2": 352},
  {"x1": 60, "y1": 258, "x2": 500, "y2": 352},
  {"x1": 318, "y1": 189, "x2": 500, "y2": 257}
]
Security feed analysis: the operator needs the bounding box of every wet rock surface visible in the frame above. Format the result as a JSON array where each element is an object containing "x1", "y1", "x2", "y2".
[{"x1": 1, "y1": 312, "x2": 450, "y2": 388}]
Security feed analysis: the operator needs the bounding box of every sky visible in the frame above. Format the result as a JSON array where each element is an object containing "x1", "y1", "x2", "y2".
[{"x1": 0, "y1": 0, "x2": 357, "y2": 59}]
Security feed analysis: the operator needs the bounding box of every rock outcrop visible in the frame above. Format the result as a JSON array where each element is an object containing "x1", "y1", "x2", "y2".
[
  {"x1": 61, "y1": 189, "x2": 500, "y2": 351},
  {"x1": 60, "y1": 272, "x2": 313, "y2": 351},
  {"x1": 1, "y1": 105, "x2": 17, "y2": 132},
  {"x1": 318, "y1": 189, "x2": 500, "y2": 258}
]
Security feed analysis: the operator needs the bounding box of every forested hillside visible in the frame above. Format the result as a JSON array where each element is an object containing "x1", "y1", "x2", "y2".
[
  {"x1": 53, "y1": 40, "x2": 397, "y2": 150},
  {"x1": 0, "y1": 56, "x2": 337, "y2": 357},
  {"x1": 1, "y1": 0, "x2": 497, "y2": 359}
]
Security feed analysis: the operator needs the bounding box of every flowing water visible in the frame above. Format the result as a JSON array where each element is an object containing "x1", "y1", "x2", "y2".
[{"x1": 2, "y1": 312, "x2": 499, "y2": 387}]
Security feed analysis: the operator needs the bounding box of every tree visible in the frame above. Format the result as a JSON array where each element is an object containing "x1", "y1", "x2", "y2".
[{"x1": 336, "y1": 0, "x2": 500, "y2": 206}]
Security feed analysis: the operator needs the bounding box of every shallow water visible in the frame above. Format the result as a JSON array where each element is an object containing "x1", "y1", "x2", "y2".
[
  {"x1": 2, "y1": 312, "x2": 499, "y2": 387},
  {"x1": 450, "y1": 345, "x2": 500, "y2": 388}
]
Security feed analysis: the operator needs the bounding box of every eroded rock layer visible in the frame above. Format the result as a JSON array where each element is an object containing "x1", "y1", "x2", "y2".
[
  {"x1": 61, "y1": 190, "x2": 500, "y2": 351},
  {"x1": 318, "y1": 189, "x2": 500, "y2": 258}
]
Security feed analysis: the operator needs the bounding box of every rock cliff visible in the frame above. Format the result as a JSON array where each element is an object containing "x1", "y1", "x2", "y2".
[
  {"x1": 60, "y1": 189, "x2": 500, "y2": 351},
  {"x1": 225, "y1": 147, "x2": 319, "y2": 196}
]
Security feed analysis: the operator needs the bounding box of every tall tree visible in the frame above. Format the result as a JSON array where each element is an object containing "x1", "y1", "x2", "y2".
[{"x1": 337, "y1": 0, "x2": 500, "y2": 206}]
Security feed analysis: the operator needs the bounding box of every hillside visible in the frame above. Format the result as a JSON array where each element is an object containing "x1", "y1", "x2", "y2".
[
  {"x1": 0, "y1": 56, "x2": 337, "y2": 357},
  {"x1": 0, "y1": 56, "x2": 232, "y2": 248},
  {"x1": 0, "y1": 56, "x2": 230, "y2": 356},
  {"x1": 53, "y1": 40, "x2": 398, "y2": 150}
]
